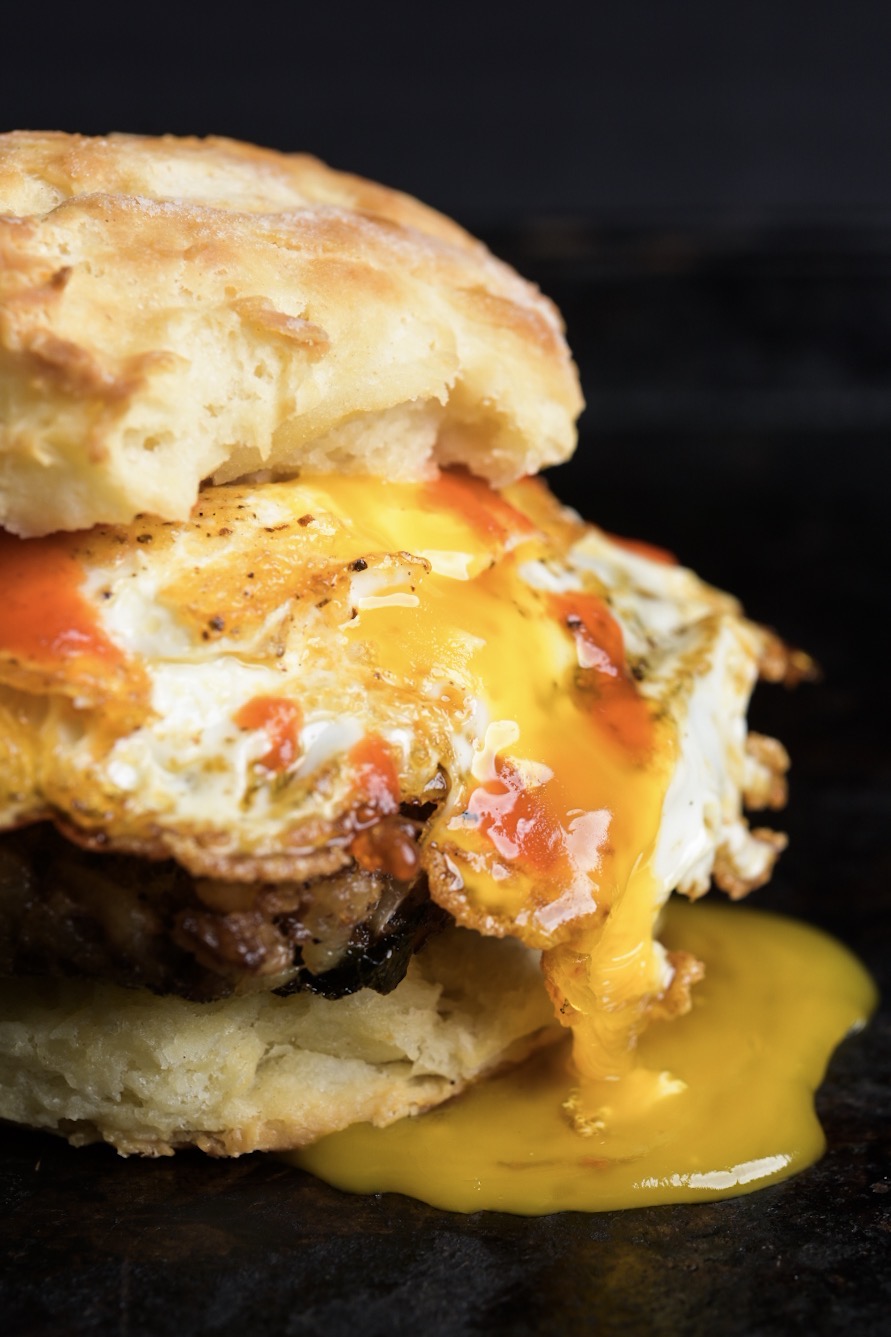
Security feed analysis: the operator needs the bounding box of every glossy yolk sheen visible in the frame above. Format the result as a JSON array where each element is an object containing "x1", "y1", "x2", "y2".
[
  {"x1": 323, "y1": 473, "x2": 675, "y2": 1086},
  {"x1": 292, "y1": 899, "x2": 876, "y2": 1213},
  {"x1": 283, "y1": 473, "x2": 874, "y2": 1212},
  {"x1": 0, "y1": 473, "x2": 875, "y2": 1212}
]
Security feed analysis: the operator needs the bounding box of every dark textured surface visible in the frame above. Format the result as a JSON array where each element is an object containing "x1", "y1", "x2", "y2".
[{"x1": 2, "y1": 232, "x2": 889, "y2": 1336}]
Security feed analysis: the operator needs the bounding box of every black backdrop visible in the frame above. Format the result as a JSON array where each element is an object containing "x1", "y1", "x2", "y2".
[
  {"x1": 4, "y1": 1, "x2": 891, "y2": 228},
  {"x1": 1, "y1": 6, "x2": 890, "y2": 1335}
]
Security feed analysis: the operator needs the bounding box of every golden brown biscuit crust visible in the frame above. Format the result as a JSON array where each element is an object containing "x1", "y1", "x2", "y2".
[{"x1": 0, "y1": 132, "x2": 582, "y2": 536}]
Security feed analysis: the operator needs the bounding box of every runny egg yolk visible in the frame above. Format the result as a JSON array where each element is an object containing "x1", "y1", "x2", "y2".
[
  {"x1": 332, "y1": 472, "x2": 677, "y2": 1087},
  {"x1": 290, "y1": 900, "x2": 876, "y2": 1213},
  {"x1": 0, "y1": 471, "x2": 875, "y2": 1211},
  {"x1": 284, "y1": 472, "x2": 874, "y2": 1211}
]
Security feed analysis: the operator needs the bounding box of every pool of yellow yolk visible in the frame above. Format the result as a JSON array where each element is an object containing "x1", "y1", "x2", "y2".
[
  {"x1": 289, "y1": 899, "x2": 876, "y2": 1214},
  {"x1": 2, "y1": 472, "x2": 874, "y2": 1210}
]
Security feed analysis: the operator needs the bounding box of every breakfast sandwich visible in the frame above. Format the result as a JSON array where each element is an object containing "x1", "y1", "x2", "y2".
[{"x1": 0, "y1": 132, "x2": 806, "y2": 1161}]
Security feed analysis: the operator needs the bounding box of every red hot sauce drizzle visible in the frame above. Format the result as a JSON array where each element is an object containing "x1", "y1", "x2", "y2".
[
  {"x1": 424, "y1": 470, "x2": 536, "y2": 546},
  {"x1": 465, "y1": 756, "x2": 570, "y2": 877},
  {"x1": 349, "y1": 733, "x2": 401, "y2": 817},
  {"x1": 550, "y1": 591, "x2": 654, "y2": 760},
  {"x1": 347, "y1": 734, "x2": 420, "y2": 881},
  {"x1": 0, "y1": 531, "x2": 124, "y2": 669},
  {"x1": 441, "y1": 583, "x2": 659, "y2": 944},
  {"x1": 234, "y1": 695, "x2": 303, "y2": 772}
]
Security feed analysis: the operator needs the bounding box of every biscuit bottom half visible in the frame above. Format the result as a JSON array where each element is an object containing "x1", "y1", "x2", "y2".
[{"x1": 0, "y1": 925, "x2": 557, "y2": 1156}]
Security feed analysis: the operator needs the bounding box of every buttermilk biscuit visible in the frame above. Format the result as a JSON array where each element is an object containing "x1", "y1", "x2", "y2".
[
  {"x1": 0, "y1": 132, "x2": 582, "y2": 536},
  {"x1": 0, "y1": 925, "x2": 557, "y2": 1156}
]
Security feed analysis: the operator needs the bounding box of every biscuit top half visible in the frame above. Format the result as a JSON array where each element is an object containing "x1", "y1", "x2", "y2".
[{"x1": 0, "y1": 131, "x2": 583, "y2": 536}]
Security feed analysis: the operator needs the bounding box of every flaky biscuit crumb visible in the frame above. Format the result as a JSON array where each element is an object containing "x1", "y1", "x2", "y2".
[{"x1": 0, "y1": 132, "x2": 582, "y2": 536}]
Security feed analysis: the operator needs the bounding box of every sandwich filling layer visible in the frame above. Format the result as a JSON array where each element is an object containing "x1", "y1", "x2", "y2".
[{"x1": 0, "y1": 470, "x2": 795, "y2": 1147}]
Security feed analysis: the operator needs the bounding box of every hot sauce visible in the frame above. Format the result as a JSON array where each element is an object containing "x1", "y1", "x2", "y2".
[
  {"x1": 349, "y1": 733, "x2": 401, "y2": 815},
  {"x1": 234, "y1": 695, "x2": 302, "y2": 772},
  {"x1": 425, "y1": 469, "x2": 536, "y2": 544},
  {"x1": 550, "y1": 591, "x2": 655, "y2": 757},
  {"x1": 0, "y1": 531, "x2": 123, "y2": 667}
]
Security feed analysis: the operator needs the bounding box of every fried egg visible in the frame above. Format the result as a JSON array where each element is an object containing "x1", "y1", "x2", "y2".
[{"x1": 0, "y1": 469, "x2": 794, "y2": 1081}]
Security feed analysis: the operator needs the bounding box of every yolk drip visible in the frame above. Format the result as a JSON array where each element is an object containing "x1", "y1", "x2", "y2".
[
  {"x1": 1, "y1": 472, "x2": 874, "y2": 1214},
  {"x1": 289, "y1": 899, "x2": 877, "y2": 1214},
  {"x1": 325, "y1": 472, "x2": 675, "y2": 1082}
]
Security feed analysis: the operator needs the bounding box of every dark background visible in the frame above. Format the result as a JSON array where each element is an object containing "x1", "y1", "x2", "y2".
[
  {"x1": 6, "y1": 1, "x2": 891, "y2": 229},
  {"x1": 2, "y1": 5, "x2": 890, "y2": 1334},
  {"x1": 5, "y1": 2, "x2": 891, "y2": 512}
]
